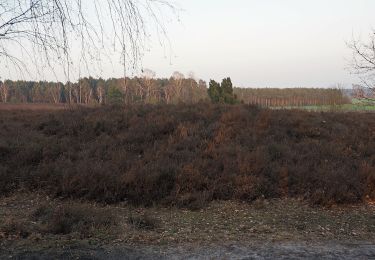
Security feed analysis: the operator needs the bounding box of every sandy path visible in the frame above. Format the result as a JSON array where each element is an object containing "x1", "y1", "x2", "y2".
[{"x1": 3, "y1": 241, "x2": 375, "y2": 259}]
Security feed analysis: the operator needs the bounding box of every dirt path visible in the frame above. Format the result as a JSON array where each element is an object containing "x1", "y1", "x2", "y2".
[
  {"x1": 1, "y1": 194, "x2": 375, "y2": 259},
  {"x1": 2, "y1": 242, "x2": 375, "y2": 259}
]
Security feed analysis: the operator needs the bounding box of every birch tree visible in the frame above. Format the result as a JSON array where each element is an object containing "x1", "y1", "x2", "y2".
[{"x1": 0, "y1": 0, "x2": 177, "y2": 85}]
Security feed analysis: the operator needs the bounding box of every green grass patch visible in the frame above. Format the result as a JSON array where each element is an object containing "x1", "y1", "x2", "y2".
[{"x1": 272, "y1": 100, "x2": 375, "y2": 112}]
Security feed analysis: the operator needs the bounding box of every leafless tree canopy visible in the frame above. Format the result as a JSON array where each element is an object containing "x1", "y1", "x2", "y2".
[
  {"x1": 348, "y1": 30, "x2": 375, "y2": 91},
  {"x1": 0, "y1": 0, "x2": 177, "y2": 79}
]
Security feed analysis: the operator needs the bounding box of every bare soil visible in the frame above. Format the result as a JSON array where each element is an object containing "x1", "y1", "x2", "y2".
[{"x1": 1, "y1": 193, "x2": 375, "y2": 259}]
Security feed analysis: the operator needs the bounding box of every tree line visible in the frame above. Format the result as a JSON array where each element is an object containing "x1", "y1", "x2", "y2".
[
  {"x1": 0, "y1": 74, "x2": 351, "y2": 107},
  {"x1": 0, "y1": 72, "x2": 208, "y2": 105},
  {"x1": 234, "y1": 88, "x2": 350, "y2": 107}
]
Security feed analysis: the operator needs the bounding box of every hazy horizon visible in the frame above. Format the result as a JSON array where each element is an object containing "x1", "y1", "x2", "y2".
[{"x1": 2, "y1": 0, "x2": 375, "y2": 88}]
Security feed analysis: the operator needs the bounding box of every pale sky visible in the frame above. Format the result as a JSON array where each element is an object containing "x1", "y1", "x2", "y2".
[
  {"x1": 2, "y1": 0, "x2": 375, "y2": 88},
  {"x1": 141, "y1": 0, "x2": 375, "y2": 88}
]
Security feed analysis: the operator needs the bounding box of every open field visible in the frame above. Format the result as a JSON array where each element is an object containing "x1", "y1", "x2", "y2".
[
  {"x1": 271, "y1": 104, "x2": 375, "y2": 112},
  {"x1": 1, "y1": 100, "x2": 374, "y2": 113},
  {"x1": 272, "y1": 99, "x2": 375, "y2": 112}
]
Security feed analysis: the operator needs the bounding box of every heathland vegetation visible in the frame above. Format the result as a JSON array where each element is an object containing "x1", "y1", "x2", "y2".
[
  {"x1": 1, "y1": 104, "x2": 374, "y2": 208},
  {"x1": 2, "y1": 1, "x2": 375, "y2": 257}
]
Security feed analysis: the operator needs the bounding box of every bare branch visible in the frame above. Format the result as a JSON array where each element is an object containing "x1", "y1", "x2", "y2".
[
  {"x1": 0, "y1": 0, "x2": 178, "y2": 82},
  {"x1": 348, "y1": 30, "x2": 375, "y2": 91}
]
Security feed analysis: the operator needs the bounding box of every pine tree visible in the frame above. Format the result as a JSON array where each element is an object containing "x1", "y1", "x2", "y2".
[{"x1": 208, "y1": 77, "x2": 238, "y2": 104}]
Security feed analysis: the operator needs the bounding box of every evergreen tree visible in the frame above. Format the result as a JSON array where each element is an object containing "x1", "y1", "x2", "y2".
[
  {"x1": 208, "y1": 80, "x2": 222, "y2": 103},
  {"x1": 107, "y1": 86, "x2": 123, "y2": 104},
  {"x1": 208, "y1": 77, "x2": 238, "y2": 104},
  {"x1": 221, "y1": 77, "x2": 237, "y2": 104}
]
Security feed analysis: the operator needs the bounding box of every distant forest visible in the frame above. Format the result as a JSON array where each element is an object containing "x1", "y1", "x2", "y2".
[
  {"x1": 236, "y1": 88, "x2": 350, "y2": 107},
  {"x1": 0, "y1": 75, "x2": 208, "y2": 105},
  {"x1": 0, "y1": 75, "x2": 350, "y2": 107}
]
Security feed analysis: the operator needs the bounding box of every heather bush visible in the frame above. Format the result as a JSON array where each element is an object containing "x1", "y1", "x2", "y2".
[{"x1": 0, "y1": 104, "x2": 374, "y2": 207}]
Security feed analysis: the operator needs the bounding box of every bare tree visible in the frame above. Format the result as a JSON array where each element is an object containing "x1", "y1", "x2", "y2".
[
  {"x1": 170, "y1": 71, "x2": 184, "y2": 101},
  {"x1": 353, "y1": 84, "x2": 365, "y2": 99},
  {"x1": 47, "y1": 83, "x2": 61, "y2": 103},
  {"x1": 141, "y1": 68, "x2": 156, "y2": 102},
  {"x1": 0, "y1": 80, "x2": 8, "y2": 102},
  {"x1": 172, "y1": 71, "x2": 185, "y2": 81},
  {"x1": 97, "y1": 79, "x2": 105, "y2": 105},
  {"x1": 0, "y1": 0, "x2": 178, "y2": 83},
  {"x1": 348, "y1": 30, "x2": 375, "y2": 95}
]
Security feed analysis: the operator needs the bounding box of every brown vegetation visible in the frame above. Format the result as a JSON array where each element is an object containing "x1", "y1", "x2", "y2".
[
  {"x1": 32, "y1": 203, "x2": 117, "y2": 236},
  {"x1": 0, "y1": 196, "x2": 118, "y2": 245},
  {"x1": 0, "y1": 104, "x2": 374, "y2": 207},
  {"x1": 0, "y1": 103, "x2": 69, "y2": 111}
]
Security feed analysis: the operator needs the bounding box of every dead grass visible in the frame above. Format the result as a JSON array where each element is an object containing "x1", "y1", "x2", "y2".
[
  {"x1": 34, "y1": 203, "x2": 117, "y2": 236},
  {"x1": 127, "y1": 215, "x2": 159, "y2": 230},
  {"x1": 0, "y1": 218, "x2": 32, "y2": 239},
  {"x1": 1, "y1": 193, "x2": 375, "y2": 249},
  {"x1": 0, "y1": 194, "x2": 118, "y2": 242}
]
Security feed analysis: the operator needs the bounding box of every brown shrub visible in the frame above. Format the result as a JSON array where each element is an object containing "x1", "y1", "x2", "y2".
[
  {"x1": 0, "y1": 104, "x2": 374, "y2": 207},
  {"x1": 32, "y1": 203, "x2": 117, "y2": 236},
  {"x1": 128, "y1": 214, "x2": 159, "y2": 230},
  {"x1": 360, "y1": 162, "x2": 375, "y2": 200},
  {"x1": 0, "y1": 218, "x2": 31, "y2": 239},
  {"x1": 234, "y1": 175, "x2": 260, "y2": 201}
]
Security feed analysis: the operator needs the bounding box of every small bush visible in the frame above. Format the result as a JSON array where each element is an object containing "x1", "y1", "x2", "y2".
[
  {"x1": 32, "y1": 204, "x2": 117, "y2": 236},
  {"x1": 175, "y1": 191, "x2": 212, "y2": 210},
  {"x1": 128, "y1": 215, "x2": 159, "y2": 230},
  {"x1": 0, "y1": 218, "x2": 31, "y2": 239},
  {"x1": 360, "y1": 162, "x2": 375, "y2": 200},
  {"x1": 0, "y1": 166, "x2": 14, "y2": 194}
]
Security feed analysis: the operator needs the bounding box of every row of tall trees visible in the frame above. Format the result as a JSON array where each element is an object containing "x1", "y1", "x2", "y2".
[
  {"x1": 0, "y1": 81, "x2": 65, "y2": 104},
  {"x1": 0, "y1": 72, "x2": 208, "y2": 105},
  {"x1": 234, "y1": 88, "x2": 351, "y2": 107},
  {"x1": 0, "y1": 75, "x2": 356, "y2": 107}
]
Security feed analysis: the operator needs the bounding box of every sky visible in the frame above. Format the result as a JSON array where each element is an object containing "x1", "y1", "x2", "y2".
[
  {"x1": 2, "y1": 0, "x2": 375, "y2": 88},
  {"x1": 140, "y1": 0, "x2": 375, "y2": 88}
]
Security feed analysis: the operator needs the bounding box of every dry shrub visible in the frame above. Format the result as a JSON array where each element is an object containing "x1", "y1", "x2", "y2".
[
  {"x1": 0, "y1": 104, "x2": 374, "y2": 207},
  {"x1": 279, "y1": 166, "x2": 289, "y2": 198},
  {"x1": 128, "y1": 215, "x2": 159, "y2": 230},
  {"x1": 255, "y1": 109, "x2": 271, "y2": 134},
  {"x1": 176, "y1": 191, "x2": 211, "y2": 210},
  {"x1": 360, "y1": 162, "x2": 375, "y2": 200},
  {"x1": 32, "y1": 203, "x2": 117, "y2": 236},
  {"x1": 172, "y1": 165, "x2": 212, "y2": 209},
  {"x1": 234, "y1": 175, "x2": 260, "y2": 201},
  {"x1": 0, "y1": 218, "x2": 31, "y2": 239},
  {"x1": 0, "y1": 166, "x2": 15, "y2": 194},
  {"x1": 175, "y1": 123, "x2": 189, "y2": 139},
  {"x1": 176, "y1": 164, "x2": 208, "y2": 194}
]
